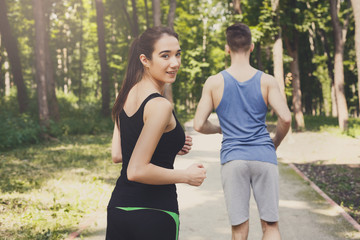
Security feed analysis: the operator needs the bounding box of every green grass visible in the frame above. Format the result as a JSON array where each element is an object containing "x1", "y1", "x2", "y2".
[
  {"x1": 0, "y1": 133, "x2": 119, "y2": 240},
  {"x1": 266, "y1": 114, "x2": 360, "y2": 138}
]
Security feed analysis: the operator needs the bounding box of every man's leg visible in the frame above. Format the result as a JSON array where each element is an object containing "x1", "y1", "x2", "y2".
[
  {"x1": 221, "y1": 161, "x2": 251, "y2": 240},
  {"x1": 232, "y1": 220, "x2": 249, "y2": 240},
  {"x1": 250, "y1": 161, "x2": 280, "y2": 240},
  {"x1": 260, "y1": 220, "x2": 281, "y2": 240}
]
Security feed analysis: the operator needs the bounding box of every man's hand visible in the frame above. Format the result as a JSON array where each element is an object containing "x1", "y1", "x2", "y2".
[{"x1": 177, "y1": 135, "x2": 193, "y2": 155}]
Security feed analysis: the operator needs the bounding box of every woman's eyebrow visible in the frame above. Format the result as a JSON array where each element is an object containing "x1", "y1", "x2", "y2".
[{"x1": 159, "y1": 49, "x2": 181, "y2": 55}]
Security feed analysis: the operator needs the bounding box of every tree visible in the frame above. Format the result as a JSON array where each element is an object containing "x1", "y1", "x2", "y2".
[
  {"x1": 284, "y1": 35, "x2": 305, "y2": 130},
  {"x1": 283, "y1": 0, "x2": 305, "y2": 130},
  {"x1": 330, "y1": 0, "x2": 350, "y2": 130},
  {"x1": 351, "y1": 0, "x2": 360, "y2": 115},
  {"x1": 0, "y1": 0, "x2": 28, "y2": 113},
  {"x1": 33, "y1": 0, "x2": 50, "y2": 128},
  {"x1": 95, "y1": 0, "x2": 110, "y2": 116},
  {"x1": 271, "y1": 0, "x2": 285, "y2": 99},
  {"x1": 168, "y1": 0, "x2": 176, "y2": 29},
  {"x1": 44, "y1": 0, "x2": 60, "y2": 121},
  {"x1": 152, "y1": 0, "x2": 161, "y2": 26},
  {"x1": 164, "y1": 0, "x2": 177, "y2": 103},
  {"x1": 303, "y1": 1, "x2": 332, "y2": 117},
  {"x1": 144, "y1": 0, "x2": 150, "y2": 28},
  {"x1": 131, "y1": 0, "x2": 139, "y2": 37},
  {"x1": 318, "y1": 27, "x2": 336, "y2": 117},
  {"x1": 233, "y1": 0, "x2": 242, "y2": 15}
]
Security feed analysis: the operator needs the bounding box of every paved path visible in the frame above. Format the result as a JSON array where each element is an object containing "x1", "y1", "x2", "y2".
[{"x1": 76, "y1": 116, "x2": 360, "y2": 240}]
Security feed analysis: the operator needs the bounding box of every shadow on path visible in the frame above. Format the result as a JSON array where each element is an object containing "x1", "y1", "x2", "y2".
[{"x1": 77, "y1": 116, "x2": 360, "y2": 240}]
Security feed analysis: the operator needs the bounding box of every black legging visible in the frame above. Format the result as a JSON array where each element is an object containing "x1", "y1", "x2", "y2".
[{"x1": 106, "y1": 207, "x2": 179, "y2": 240}]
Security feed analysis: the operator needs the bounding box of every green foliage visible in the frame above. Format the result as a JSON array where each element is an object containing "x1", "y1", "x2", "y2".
[
  {"x1": 0, "y1": 94, "x2": 113, "y2": 151},
  {"x1": 312, "y1": 55, "x2": 332, "y2": 116},
  {"x1": 0, "y1": 111, "x2": 41, "y2": 150},
  {"x1": 1, "y1": 0, "x2": 359, "y2": 143},
  {"x1": 294, "y1": 115, "x2": 360, "y2": 138}
]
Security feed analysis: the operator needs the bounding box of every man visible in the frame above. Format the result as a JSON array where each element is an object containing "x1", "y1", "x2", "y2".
[{"x1": 193, "y1": 23, "x2": 291, "y2": 240}]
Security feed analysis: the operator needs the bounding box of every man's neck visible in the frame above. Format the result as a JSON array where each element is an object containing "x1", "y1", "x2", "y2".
[{"x1": 229, "y1": 53, "x2": 251, "y2": 69}]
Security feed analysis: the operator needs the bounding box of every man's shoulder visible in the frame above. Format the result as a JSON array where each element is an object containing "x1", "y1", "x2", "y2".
[
  {"x1": 260, "y1": 72, "x2": 277, "y2": 86},
  {"x1": 205, "y1": 72, "x2": 224, "y2": 86}
]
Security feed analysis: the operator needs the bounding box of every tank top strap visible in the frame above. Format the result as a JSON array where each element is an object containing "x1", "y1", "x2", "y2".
[
  {"x1": 220, "y1": 70, "x2": 234, "y2": 91},
  {"x1": 139, "y1": 92, "x2": 164, "y2": 112},
  {"x1": 220, "y1": 70, "x2": 232, "y2": 83},
  {"x1": 254, "y1": 70, "x2": 263, "y2": 81}
]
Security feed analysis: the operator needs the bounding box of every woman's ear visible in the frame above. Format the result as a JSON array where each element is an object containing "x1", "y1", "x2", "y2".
[{"x1": 139, "y1": 54, "x2": 149, "y2": 67}]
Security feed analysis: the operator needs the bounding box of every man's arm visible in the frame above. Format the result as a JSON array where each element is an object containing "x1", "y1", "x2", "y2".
[
  {"x1": 193, "y1": 77, "x2": 222, "y2": 134},
  {"x1": 266, "y1": 75, "x2": 291, "y2": 149}
]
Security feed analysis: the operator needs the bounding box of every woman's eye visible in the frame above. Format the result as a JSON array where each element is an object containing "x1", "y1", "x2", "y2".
[
  {"x1": 162, "y1": 55, "x2": 169, "y2": 59},
  {"x1": 176, "y1": 52, "x2": 181, "y2": 57}
]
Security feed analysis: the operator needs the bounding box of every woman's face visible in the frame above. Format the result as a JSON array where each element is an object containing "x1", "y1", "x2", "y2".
[{"x1": 145, "y1": 34, "x2": 181, "y2": 84}]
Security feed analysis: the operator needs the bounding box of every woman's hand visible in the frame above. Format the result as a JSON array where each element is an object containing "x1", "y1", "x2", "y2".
[
  {"x1": 177, "y1": 135, "x2": 193, "y2": 155},
  {"x1": 185, "y1": 163, "x2": 207, "y2": 186}
]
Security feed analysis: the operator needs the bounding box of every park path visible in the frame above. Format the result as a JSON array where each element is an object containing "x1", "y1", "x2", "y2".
[{"x1": 74, "y1": 114, "x2": 360, "y2": 240}]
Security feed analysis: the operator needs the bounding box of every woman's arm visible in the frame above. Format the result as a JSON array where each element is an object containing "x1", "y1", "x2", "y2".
[
  {"x1": 111, "y1": 121, "x2": 122, "y2": 163},
  {"x1": 127, "y1": 97, "x2": 206, "y2": 186}
]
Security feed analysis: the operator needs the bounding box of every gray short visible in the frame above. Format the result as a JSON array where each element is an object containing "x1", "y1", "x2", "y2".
[{"x1": 221, "y1": 160, "x2": 279, "y2": 226}]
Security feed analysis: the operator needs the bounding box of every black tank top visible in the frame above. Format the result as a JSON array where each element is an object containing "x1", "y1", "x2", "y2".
[{"x1": 108, "y1": 93, "x2": 185, "y2": 214}]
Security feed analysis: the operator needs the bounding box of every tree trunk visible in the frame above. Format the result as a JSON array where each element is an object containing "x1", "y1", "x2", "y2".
[
  {"x1": 0, "y1": 39, "x2": 4, "y2": 98},
  {"x1": 318, "y1": 29, "x2": 334, "y2": 116},
  {"x1": 121, "y1": 1, "x2": 133, "y2": 33},
  {"x1": 285, "y1": 34, "x2": 305, "y2": 130},
  {"x1": 79, "y1": 0, "x2": 84, "y2": 104},
  {"x1": 63, "y1": 47, "x2": 69, "y2": 93},
  {"x1": 330, "y1": 0, "x2": 349, "y2": 130},
  {"x1": 152, "y1": 0, "x2": 161, "y2": 27},
  {"x1": 271, "y1": 0, "x2": 286, "y2": 99},
  {"x1": 351, "y1": 0, "x2": 360, "y2": 116},
  {"x1": 95, "y1": 0, "x2": 110, "y2": 116},
  {"x1": 163, "y1": 0, "x2": 177, "y2": 104},
  {"x1": 289, "y1": 48, "x2": 305, "y2": 130},
  {"x1": 255, "y1": 42, "x2": 263, "y2": 70},
  {"x1": 271, "y1": 0, "x2": 285, "y2": 100},
  {"x1": 233, "y1": 0, "x2": 241, "y2": 14},
  {"x1": 331, "y1": 82, "x2": 338, "y2": 117},
  {"x1": 144, "y1": 0, "x2": 150, "y2": 28},
  {"x1": 167, "y1": 0, "x2": 176, "y2": 29},
  {"x1": 4, "y1": 59, "x2": 10, "y2": 96},
  {"x1": 0, "y1": 0, "x2": 28, "y2": 113},
  {"x1": 33, "y1": 0, "x2": 50, "y2": 128},
  {"x1": 273, "y1": 37, "x2": 285, "y2": 99},
  {"x1": 44, "y1": 5, "x2": 60, "y2": 121},
  {"x1": 131, "y1": 0, "x2": 139, "y2": 37}
]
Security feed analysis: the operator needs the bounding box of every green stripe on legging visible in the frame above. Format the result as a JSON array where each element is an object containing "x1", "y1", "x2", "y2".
[{"x1": 116, "y1": 207, "x2": 179, "y2": 240}]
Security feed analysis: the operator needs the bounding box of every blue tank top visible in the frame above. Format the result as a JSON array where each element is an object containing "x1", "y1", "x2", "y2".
[{"x1": 215, "y1": 70, "x2": 277, "y2": 165}]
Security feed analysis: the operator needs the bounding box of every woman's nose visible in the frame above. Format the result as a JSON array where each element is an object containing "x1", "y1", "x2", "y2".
[{"x1": 170, "y1": 56, "x2": 180, "y2": 68}]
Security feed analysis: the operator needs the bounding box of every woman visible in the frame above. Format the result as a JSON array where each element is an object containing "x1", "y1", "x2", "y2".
[{"x1": 106, "y1": 27, "x2": 207, "y2": 240}]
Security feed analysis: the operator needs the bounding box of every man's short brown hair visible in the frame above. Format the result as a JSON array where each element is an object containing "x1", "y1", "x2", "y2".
[{"x1": 226, "y1": 23, "x2": 252, "y2": 53}]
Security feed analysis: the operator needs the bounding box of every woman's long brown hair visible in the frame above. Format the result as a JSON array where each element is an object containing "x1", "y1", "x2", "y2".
[{"x1": 112, "y1": 27, "x2": 178, "y2": 128}]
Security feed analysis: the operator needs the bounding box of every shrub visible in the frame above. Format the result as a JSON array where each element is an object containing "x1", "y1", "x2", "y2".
[
  {"x1": 0, "y1": 111, "x2": 41, "y2": 150},
  {"x1": 0, "y1": 95, "x2": 113, "y2": 151}
]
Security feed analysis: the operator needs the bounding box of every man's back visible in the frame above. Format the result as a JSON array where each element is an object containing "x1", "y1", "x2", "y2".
[{"x1": 211, "y1": 68, "x2": 277, "y2": 165}]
